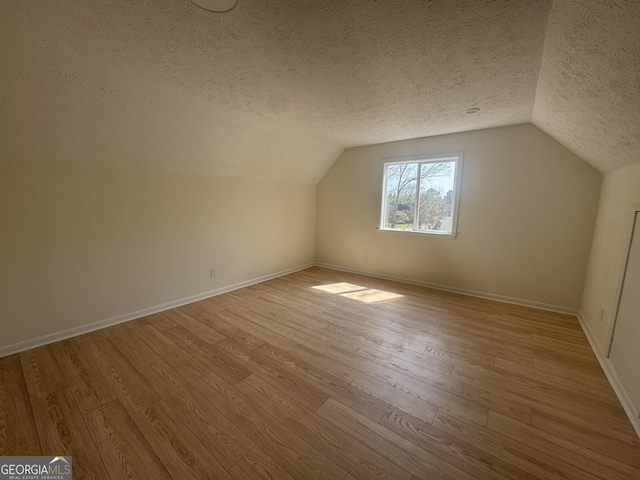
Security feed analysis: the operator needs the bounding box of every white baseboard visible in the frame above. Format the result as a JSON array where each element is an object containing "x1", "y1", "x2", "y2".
[
  {"x1": 315, "y1": 263, "x2": 578, "y2": 315},
  {"x1": 0, "y1": 263, "x2": 314, "y2": 358},
  {"x1": 577, "y1": 312, "x2": 640, "y2": 439}
]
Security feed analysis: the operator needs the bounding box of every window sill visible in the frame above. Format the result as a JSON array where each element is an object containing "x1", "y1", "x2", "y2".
[{"x1": 377, "y1": 228, "x2": 458, "y2": 239}]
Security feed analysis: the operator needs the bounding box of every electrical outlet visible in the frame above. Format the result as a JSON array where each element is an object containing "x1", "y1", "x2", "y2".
[{"x1": 210, "y1": 267, "x2": 217, "y2": 278}]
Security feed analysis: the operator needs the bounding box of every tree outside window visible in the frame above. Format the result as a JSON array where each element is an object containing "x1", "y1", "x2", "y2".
[{"x1": 381, "y1": 155, "x2": 461, "y2": 235}]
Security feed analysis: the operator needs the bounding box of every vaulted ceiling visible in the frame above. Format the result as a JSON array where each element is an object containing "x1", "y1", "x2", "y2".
[{"x1": 1, "y1": 0, "x2": 638, "y2": 184}]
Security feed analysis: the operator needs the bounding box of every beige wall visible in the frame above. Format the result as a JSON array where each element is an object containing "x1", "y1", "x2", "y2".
[
  {"x1": 316, "y1": 124, "x2": 602, "y2": 309},
  {"x1": 0, "y1": 156, "x2": 316, "y2": 350},
  {"x1": 581, "y1": 161, "x2": 640, "y2": 351}
]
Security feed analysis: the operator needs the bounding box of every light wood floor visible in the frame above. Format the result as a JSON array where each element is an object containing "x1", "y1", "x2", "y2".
[{"x1": 2, "y1": 267, "x2": 640, "y2": 480}]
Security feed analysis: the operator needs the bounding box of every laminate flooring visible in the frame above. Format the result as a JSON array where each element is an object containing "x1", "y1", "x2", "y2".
[{"x1": 2, "y1": 267, "x2": 639, "y2": 479}]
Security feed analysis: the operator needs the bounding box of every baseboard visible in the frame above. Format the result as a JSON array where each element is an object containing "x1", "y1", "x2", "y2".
[
  {"x1": 0, "y1": 263, "x2": 314, "y2": 358},
  {"x1": 314, "y1": 262, "x2": 578, "y2": 315},
  {"x1": 577, "y1": 311, "x2": 640, "y2": 439}
]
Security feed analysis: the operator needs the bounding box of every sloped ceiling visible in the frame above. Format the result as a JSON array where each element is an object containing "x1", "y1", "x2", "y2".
[
  {"x1": 533, "y1": 0, "x2": 640, "y2": 173},
  {"x1": 0, "y1": 0, "x2": 638, "y2": 184}
]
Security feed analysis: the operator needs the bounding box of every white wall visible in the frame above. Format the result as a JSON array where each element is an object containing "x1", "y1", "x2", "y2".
[
  {"x1": 579, "y1": 160, "x2": 640, "y2": 437},
  {"x1": 0, "y1": 156, "x2": 316, "y2": 351},
  {"x1": 316, "y1": 124, "x2": 602, "y2": 310},
  {"x1": 581, "y1": 162, "x2": 640, "y2": 350}
]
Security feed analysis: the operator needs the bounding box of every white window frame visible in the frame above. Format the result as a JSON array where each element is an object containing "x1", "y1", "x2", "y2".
[{"x1": 379, "y1": 153, "x2": 463, "y2": 238}]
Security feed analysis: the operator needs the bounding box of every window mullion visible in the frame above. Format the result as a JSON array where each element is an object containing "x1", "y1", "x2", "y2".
[{"x1": 414, "y1": 163, "x2": 421, "y2": 231}]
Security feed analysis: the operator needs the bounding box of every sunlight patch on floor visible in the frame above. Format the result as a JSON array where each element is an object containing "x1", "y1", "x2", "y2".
[
  {"x1": 312, "y1": 282, "x2": 367, "y2": 294},
  {"x1": 340, "y1": 288, "x2": 403, "y2": 303},
  {"x1": 312, "y1": 283, "x2": 403, "y2": 303}
]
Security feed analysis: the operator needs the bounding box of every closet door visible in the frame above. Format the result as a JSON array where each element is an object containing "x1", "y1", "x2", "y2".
[{"x1": 610, "y1": 211, "x2": 640, "y2": 415}]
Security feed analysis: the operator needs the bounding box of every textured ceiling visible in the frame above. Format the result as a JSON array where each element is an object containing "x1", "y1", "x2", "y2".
[
  {"x1": 0, "y1": 0, "x2": 638, "y2": 183},
  {"x1": 533, "y1": 0, "x2": 640, "y2": 174}
]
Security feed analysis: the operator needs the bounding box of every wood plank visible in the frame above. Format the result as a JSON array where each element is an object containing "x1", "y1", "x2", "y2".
[
  {"x1": 254, "y1": 342, "x2": 390, "y2": 422},
  {"x1": 530, "y1": 333, "x2": 594, "y2": 354},
  {"x1": 20, "y1": 345, "x2": 67, "y2": 399},
  {"x1": 164, "y1": 311, "x2": 226, "y2": 345},
  {"x1": 86, "y1": 400, "x2": 172, "y2": 480},
  {"x1": 227, "y1": 290, "x2": 332, "y2": 331},
  {"x1": 130, "y1": 399, "x2": 234, "y2": 479},
  {"x1": 105, "y1": 324, "x2": 198, "y2": 396},
  {"x1": 163, "y1": 326, "x2": 251, "y2": 385},
  {"x1": 236, "y1": 374, "x2": 412, "y2": 480},
  {"x1": 31, "y1": 388, "x2": 110, "y2": 479},
  {"x1": 452, "y1": 362, "x2": 636, "y2": 443},
  {"x1": 361, "y1": 339, "x2": 496, "y2": 370},
  {"x1": 317, "y1": 398, "x2": 476, "y2": 480},
  {"x1": 152, "y1": 306, "x2": 198, "y2": 326},
  {"x1": 451, "y1": 363, "x2": 631, "y2": 429},
  {"x1": 226, "y1": 306, "x2": 332, "y2": 353},
  {"x1": 50, "y1": 338, "x2": 115, "y2": 414},
  {"x1": 530, "y1": 409, "x2": 640, "y2": 468},
  {"x1": 82, "y1": 336, "x2": 160, "y2": 413},
  {"x1": 193, "y1": 372, "x2": 346, "y2": 480},
  {"x1": 289, "y1": 343, "x2": 441, "y2": 424},
  {"x1": 104, "y1": 324, "x2": 256, "y2": 468},
  {"x1": 325, "y1": 345, "x2": 518, "y2": 424},
  {"x1": 144, "y1": 312, "x2": 179, "y2": 331},
  {"x1": 112, "y1": 330, "x2": 256, "y2": 469},
  {"x1": 472, "y1": 358, "x2": 618, "y2": 404},
  {"x1": 322, "y1": 321, "x2": 427, "y2": 354},
  {"x1": 229, "y1": 447, "x2": 296, "y2": 480},
  {"x1": 125, "y1": 317, "x2": 150, "y2": 329},
  {"x1": 533, "y1": 356, "x2": 608, "y2": 380},
  {"x1": 355, "y1": 343, "x2": 455, "y2": 378},
  {"x1": 408, "y1": 327, "x2": 536, "y2": 367},
  {"x1": 380, "y1": 406, "x2": 540, "y2": 480},
  {"x1": 501, "y1": 313, "x2": 583, "y2": 332},
  {"x1": 487, "y1": 411, "x2": 640, "y2": 480},
  {"x1": 432, "y1": 409, "x2": 602, "y2": 480},
  {"x1": 494, "y1": 356, "x2": 613, "y2": 393},
  {"x1": 214, "y1": 338, "x2": 330, "y2": 412},
  {"x1": 132, "y1": 324, "x2": 212, "y2": 384},
  {"x1": 0, "y1": 355, "x2": 40, "y2": 455},
  {"x1": 190, "y1": 306, "x2": 295, "y2": 351},
  {"x1": 164, "y1": 306, "x2": 236, "y2": 342},
  {"x1": 162, "y1": 380, "x2": 255, "y2": 469}
]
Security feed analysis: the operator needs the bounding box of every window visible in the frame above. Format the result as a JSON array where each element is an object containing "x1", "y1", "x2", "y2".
[{"x1": 380, "y1": 154, "x2": 462, "y2": 236}]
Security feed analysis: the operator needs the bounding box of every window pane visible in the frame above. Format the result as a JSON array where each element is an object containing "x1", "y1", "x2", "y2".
[
  {"x1": 384, "y1": 163, "x2": 418, "y2": 229},
  {"x1": 416, "y1": 161, "x2": 456, "y2": 232}
]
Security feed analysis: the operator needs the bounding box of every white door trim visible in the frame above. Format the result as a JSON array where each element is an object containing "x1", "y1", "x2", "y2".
[{"x1": 605, "y1": 203, "x2": 640, "y2": 358}]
